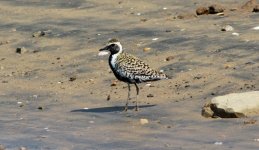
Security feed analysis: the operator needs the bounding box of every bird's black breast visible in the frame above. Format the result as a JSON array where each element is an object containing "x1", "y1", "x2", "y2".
[{"x1": 108, "y1": 55, "x2": 135, "y2": 83}]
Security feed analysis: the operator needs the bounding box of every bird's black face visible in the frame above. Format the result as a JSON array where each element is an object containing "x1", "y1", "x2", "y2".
[{"x1": 99, "y1": 43, "x2": 121, "y2": 55}]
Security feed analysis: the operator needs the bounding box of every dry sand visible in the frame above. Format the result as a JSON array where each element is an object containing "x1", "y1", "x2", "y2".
[{"x1": 0, "y1": 0, "x2": 258, "y2": 149}]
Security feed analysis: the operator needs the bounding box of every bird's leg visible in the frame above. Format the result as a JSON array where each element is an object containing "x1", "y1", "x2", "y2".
[
  {"x1": 134, "y1": 83, "x2": 139, "y2": 111},
  {"x1": 124, "y1": 83, "x2": 131, "y2": 111}
]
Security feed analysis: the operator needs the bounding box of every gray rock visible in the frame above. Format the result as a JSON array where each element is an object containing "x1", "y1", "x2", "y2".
[{"x1": 202, "y1": 91, "x2": 259, "y2": 118}]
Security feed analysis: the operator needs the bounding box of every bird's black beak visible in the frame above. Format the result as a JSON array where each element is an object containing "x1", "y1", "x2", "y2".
[{"x1": 99, "y1": 45, "x2": 109, "y2": 51}]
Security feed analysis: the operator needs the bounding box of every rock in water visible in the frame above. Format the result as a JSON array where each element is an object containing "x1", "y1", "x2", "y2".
[{"x1": 202, "y1": 91, "x2": 259, "y2": 118}]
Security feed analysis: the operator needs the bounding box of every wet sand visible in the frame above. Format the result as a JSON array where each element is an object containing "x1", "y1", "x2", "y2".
[{"x1": 0, "y1": 0, "x2": 259, "y2": 149}]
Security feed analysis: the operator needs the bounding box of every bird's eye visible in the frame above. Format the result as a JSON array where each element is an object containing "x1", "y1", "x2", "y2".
[{"x1": 110, "y1": 44, "x2": 115, "y2": 47}]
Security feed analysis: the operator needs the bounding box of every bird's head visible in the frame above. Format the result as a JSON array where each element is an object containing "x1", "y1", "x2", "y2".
[{"x1": 99, "y1": 38, "x2": 123, "y2": 55}]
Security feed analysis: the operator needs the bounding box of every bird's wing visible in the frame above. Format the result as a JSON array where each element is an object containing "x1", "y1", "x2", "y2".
[{"x1": 116, "y1": 53, "x2": 166, "y2": 81}]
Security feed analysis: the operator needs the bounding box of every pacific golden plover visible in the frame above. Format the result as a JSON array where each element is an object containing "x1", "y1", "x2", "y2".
[{"x1": 99, "y1": 39, "x2": 167, "y2": 111}]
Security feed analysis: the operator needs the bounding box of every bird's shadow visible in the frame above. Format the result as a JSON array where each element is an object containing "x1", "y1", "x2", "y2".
[{"x1": 71, "y1": 105, "x2": 156, "y2": 113}]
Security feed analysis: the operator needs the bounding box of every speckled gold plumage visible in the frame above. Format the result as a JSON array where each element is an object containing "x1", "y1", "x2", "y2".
[{"x1": 112, "y1": 52, "x2": 167, "y2": 83}]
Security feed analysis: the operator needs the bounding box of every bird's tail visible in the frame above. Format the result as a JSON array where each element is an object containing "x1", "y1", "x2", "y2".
[{"x1": 158, "y1": 72, "x2": 169, "y2": 79}]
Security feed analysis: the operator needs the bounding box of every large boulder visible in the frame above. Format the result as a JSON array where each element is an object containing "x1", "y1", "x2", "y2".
[{"x1": 202, "y1": 91, "x2": 259, "y2": 118}]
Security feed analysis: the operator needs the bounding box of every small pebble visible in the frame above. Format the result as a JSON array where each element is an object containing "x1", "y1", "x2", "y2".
[
  {"x1": 32, "y1": 31, "x2": 46, "y2": 37},
  {"x1": 89, "y1": 120, "x2": 95, "y2": 123},
  {"x1": 110, "y1": 81, "x2": 117, "y2": 86},
  {"x1": 16, "y1": 47, "x2": 28, "y2": 54},
  {"x1": 107, "y1": 95, "x2": 111, "y2": 101},
  {"x1": 193, "y1": 74, "x2": 203, "y2": 80},
  {"x1": 245, "y1": 61, "x2": 255, "y2": 65},
  {"x1": 254, "y1": 139, "x2": 259, "y2": 142},
  {"x1": 152, "y1": 38, "x2": 159, "y2": 41},
  {"x1": 143, "y1": 47, "x2": 151, "y2": 52},
  {"x1": 216, "y1": 12, "x2": 224, "y2": 16},
  {"x1": 19, "y1": 147, "x2": 27, "y2": 150},
  {"x1": 221, "y1": 25, "x2": 234, "y2": 31},
  {"x1": 184, "y1": 85, "x2": 190, "y2": 88},
  {"x1": 252, "y1": 26, "x2": 259, "y2": 30},
  {"x1": 230, "y1": 8, "x2": 238, "y2": 11},
  {"x1": 165, "y1": 56, "x2": 175, "y2": 61},
  {"x1": 224, "y1": 63, "x2": 235, "y2": 69},
  {"x1": 69, "y1": 77, "x2": 77, "y2": 82},
  {"x1": 33, "y1": 95, "x2": 38, "y2": 99},
  {"x1": 147, "y1": 94, "x2": 154, "y2": 97},
  {"x1": 140, "y1": 18, "x2": 148, "y2": 22},
  {"x1": 140, "y1": 118, "x2": 149, "y2": 125},
  {"x1": 83, "y1": 107, "x2": 89, "y2": 110},
  {"x1": 214, "y1": 141, "x2": 223, "y2": 145},
  {"x1": 145, "y1": 83, "x2": 152, "y2": 87},
  {"x1": 38, "y1": 106, "x2": 43, "y2": 110},
  {"x1": 232, "y1": 32, "x2": 239, "y2": 36}
]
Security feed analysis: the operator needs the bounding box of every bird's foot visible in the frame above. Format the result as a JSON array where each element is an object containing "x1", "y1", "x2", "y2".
[
  {"x1": 123, "y1": 106, "x2": 128, "y2": 112},
  {"x1": 135, "y1": 106, "x2": 139, "y2": 111}
]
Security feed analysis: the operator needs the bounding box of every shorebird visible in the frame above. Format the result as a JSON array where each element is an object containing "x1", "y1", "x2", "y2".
[{"x1": 99, "y1": 39, "x2": 167, "y2": 111}]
